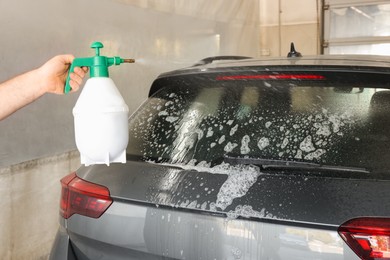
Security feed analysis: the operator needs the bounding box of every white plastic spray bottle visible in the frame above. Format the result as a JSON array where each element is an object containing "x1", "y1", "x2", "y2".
[{"x1": 65, "y1": 41, "x2": 135, "y2": 166}]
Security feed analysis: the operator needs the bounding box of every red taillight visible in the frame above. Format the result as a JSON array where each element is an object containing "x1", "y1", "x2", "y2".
[
  {"x1": 216, "y1": 74, "x2": 325, "y2": 81},
  {"x1": 338, "y1": 217, "x2": 390, "y2": 260},
  {"x1": 60, "y1": 172, "x2": 113, "y2": 219}
]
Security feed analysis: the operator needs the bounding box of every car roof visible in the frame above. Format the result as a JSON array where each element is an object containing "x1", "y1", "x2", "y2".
[{"x1": 158, "y1": 54, "x2": 390, "y2": 78}]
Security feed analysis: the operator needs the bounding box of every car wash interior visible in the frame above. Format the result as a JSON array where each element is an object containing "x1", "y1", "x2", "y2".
[{"x1": 1, "y1": 0, "x2": 390, "y2": 259}]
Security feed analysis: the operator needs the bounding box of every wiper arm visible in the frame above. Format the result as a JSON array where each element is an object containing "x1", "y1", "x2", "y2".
[
  {"x1": 223, "y1": 156, "x2": 370, "y2": 174},
  {"x1": 224, "y1": 157, "x2": 320, "y2": 167}
]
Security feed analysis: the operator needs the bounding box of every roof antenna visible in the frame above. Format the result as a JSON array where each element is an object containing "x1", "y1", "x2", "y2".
[{"x1": 287, "y1": 42, "x2": 302, "y2": 58}]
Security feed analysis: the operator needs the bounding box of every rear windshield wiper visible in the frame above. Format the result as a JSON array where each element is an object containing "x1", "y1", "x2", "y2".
[{"x1": 223, "y1": 156, "x2": 370, "y2": 174}]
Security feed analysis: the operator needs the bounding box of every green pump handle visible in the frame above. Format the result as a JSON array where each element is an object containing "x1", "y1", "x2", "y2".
[{"x1": 64, "y1": 42, "x2": 135, "y2": 94}]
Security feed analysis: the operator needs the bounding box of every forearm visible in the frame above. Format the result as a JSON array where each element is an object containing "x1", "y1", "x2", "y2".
[
  {"x1": 0, "y1": 69, "x2": 46, "y2": 120},
  {"x1": 0, "y1": 55, "x2": 87, "y2": 121}
]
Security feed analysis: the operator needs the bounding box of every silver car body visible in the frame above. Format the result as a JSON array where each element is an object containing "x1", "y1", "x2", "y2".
[{"x1": 50, "y1": 55, "x2": 390, "y2": 260}]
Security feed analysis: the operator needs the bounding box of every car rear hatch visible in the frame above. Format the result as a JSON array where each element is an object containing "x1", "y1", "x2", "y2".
[
  {"x1": 64, "y1": 61, "x2": 390, "y2": 259},
  {"x1": 63, "y1": 161, "x2": 390, "y2": 260}
]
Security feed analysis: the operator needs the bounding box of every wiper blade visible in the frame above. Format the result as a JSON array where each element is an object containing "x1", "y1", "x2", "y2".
[
  {"x1": 224, "y1": 157, "x2": 319, "y2": 167},
  {"x1": 223, "y1": 156, "x2": 370, "y2": 174}
]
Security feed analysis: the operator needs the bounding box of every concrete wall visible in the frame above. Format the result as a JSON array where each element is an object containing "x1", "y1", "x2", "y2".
[
  {"x1": 0, "y1": 152, "x2": 80, "y2": 260},
  {"x1": 259, "y1": 0, "x2": 321, "y2": 56},
  {"x1": 0, "y1": 0, "x2": 320, "y2": 259},
  {"x1": 260, "y1": 23, "x2": 320, "y2": 57}
]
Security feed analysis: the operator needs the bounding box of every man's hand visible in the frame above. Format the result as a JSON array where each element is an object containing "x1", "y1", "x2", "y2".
[
  {"x1": 37, "y1": 54, "x2": 88, "y2": 94},
  {"x1": 0, "y1": 54, "x2": 88, "y2": 120}
]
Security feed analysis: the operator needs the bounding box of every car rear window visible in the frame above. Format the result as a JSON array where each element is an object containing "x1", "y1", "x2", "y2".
[{"x1": 127, "y1": 70, "x2": 390, "y2": 178}]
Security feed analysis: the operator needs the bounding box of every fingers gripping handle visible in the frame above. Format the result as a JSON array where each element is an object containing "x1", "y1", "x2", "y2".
[
  {"x1": 64, "y1": 62, "x2": 76, "y2": 94},
  {"x1": 64, "y1": 58, "x2": 91, "y2": 94}
]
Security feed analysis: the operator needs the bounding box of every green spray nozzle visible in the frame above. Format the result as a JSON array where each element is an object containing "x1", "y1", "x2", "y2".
[{"x1": 64, "y1": 41, "x2": 135, "y2": 94}]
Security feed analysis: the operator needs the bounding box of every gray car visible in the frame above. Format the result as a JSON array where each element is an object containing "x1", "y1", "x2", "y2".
[{"x1": 50, "y1": 53, "x2": 390, "y2": 260}]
